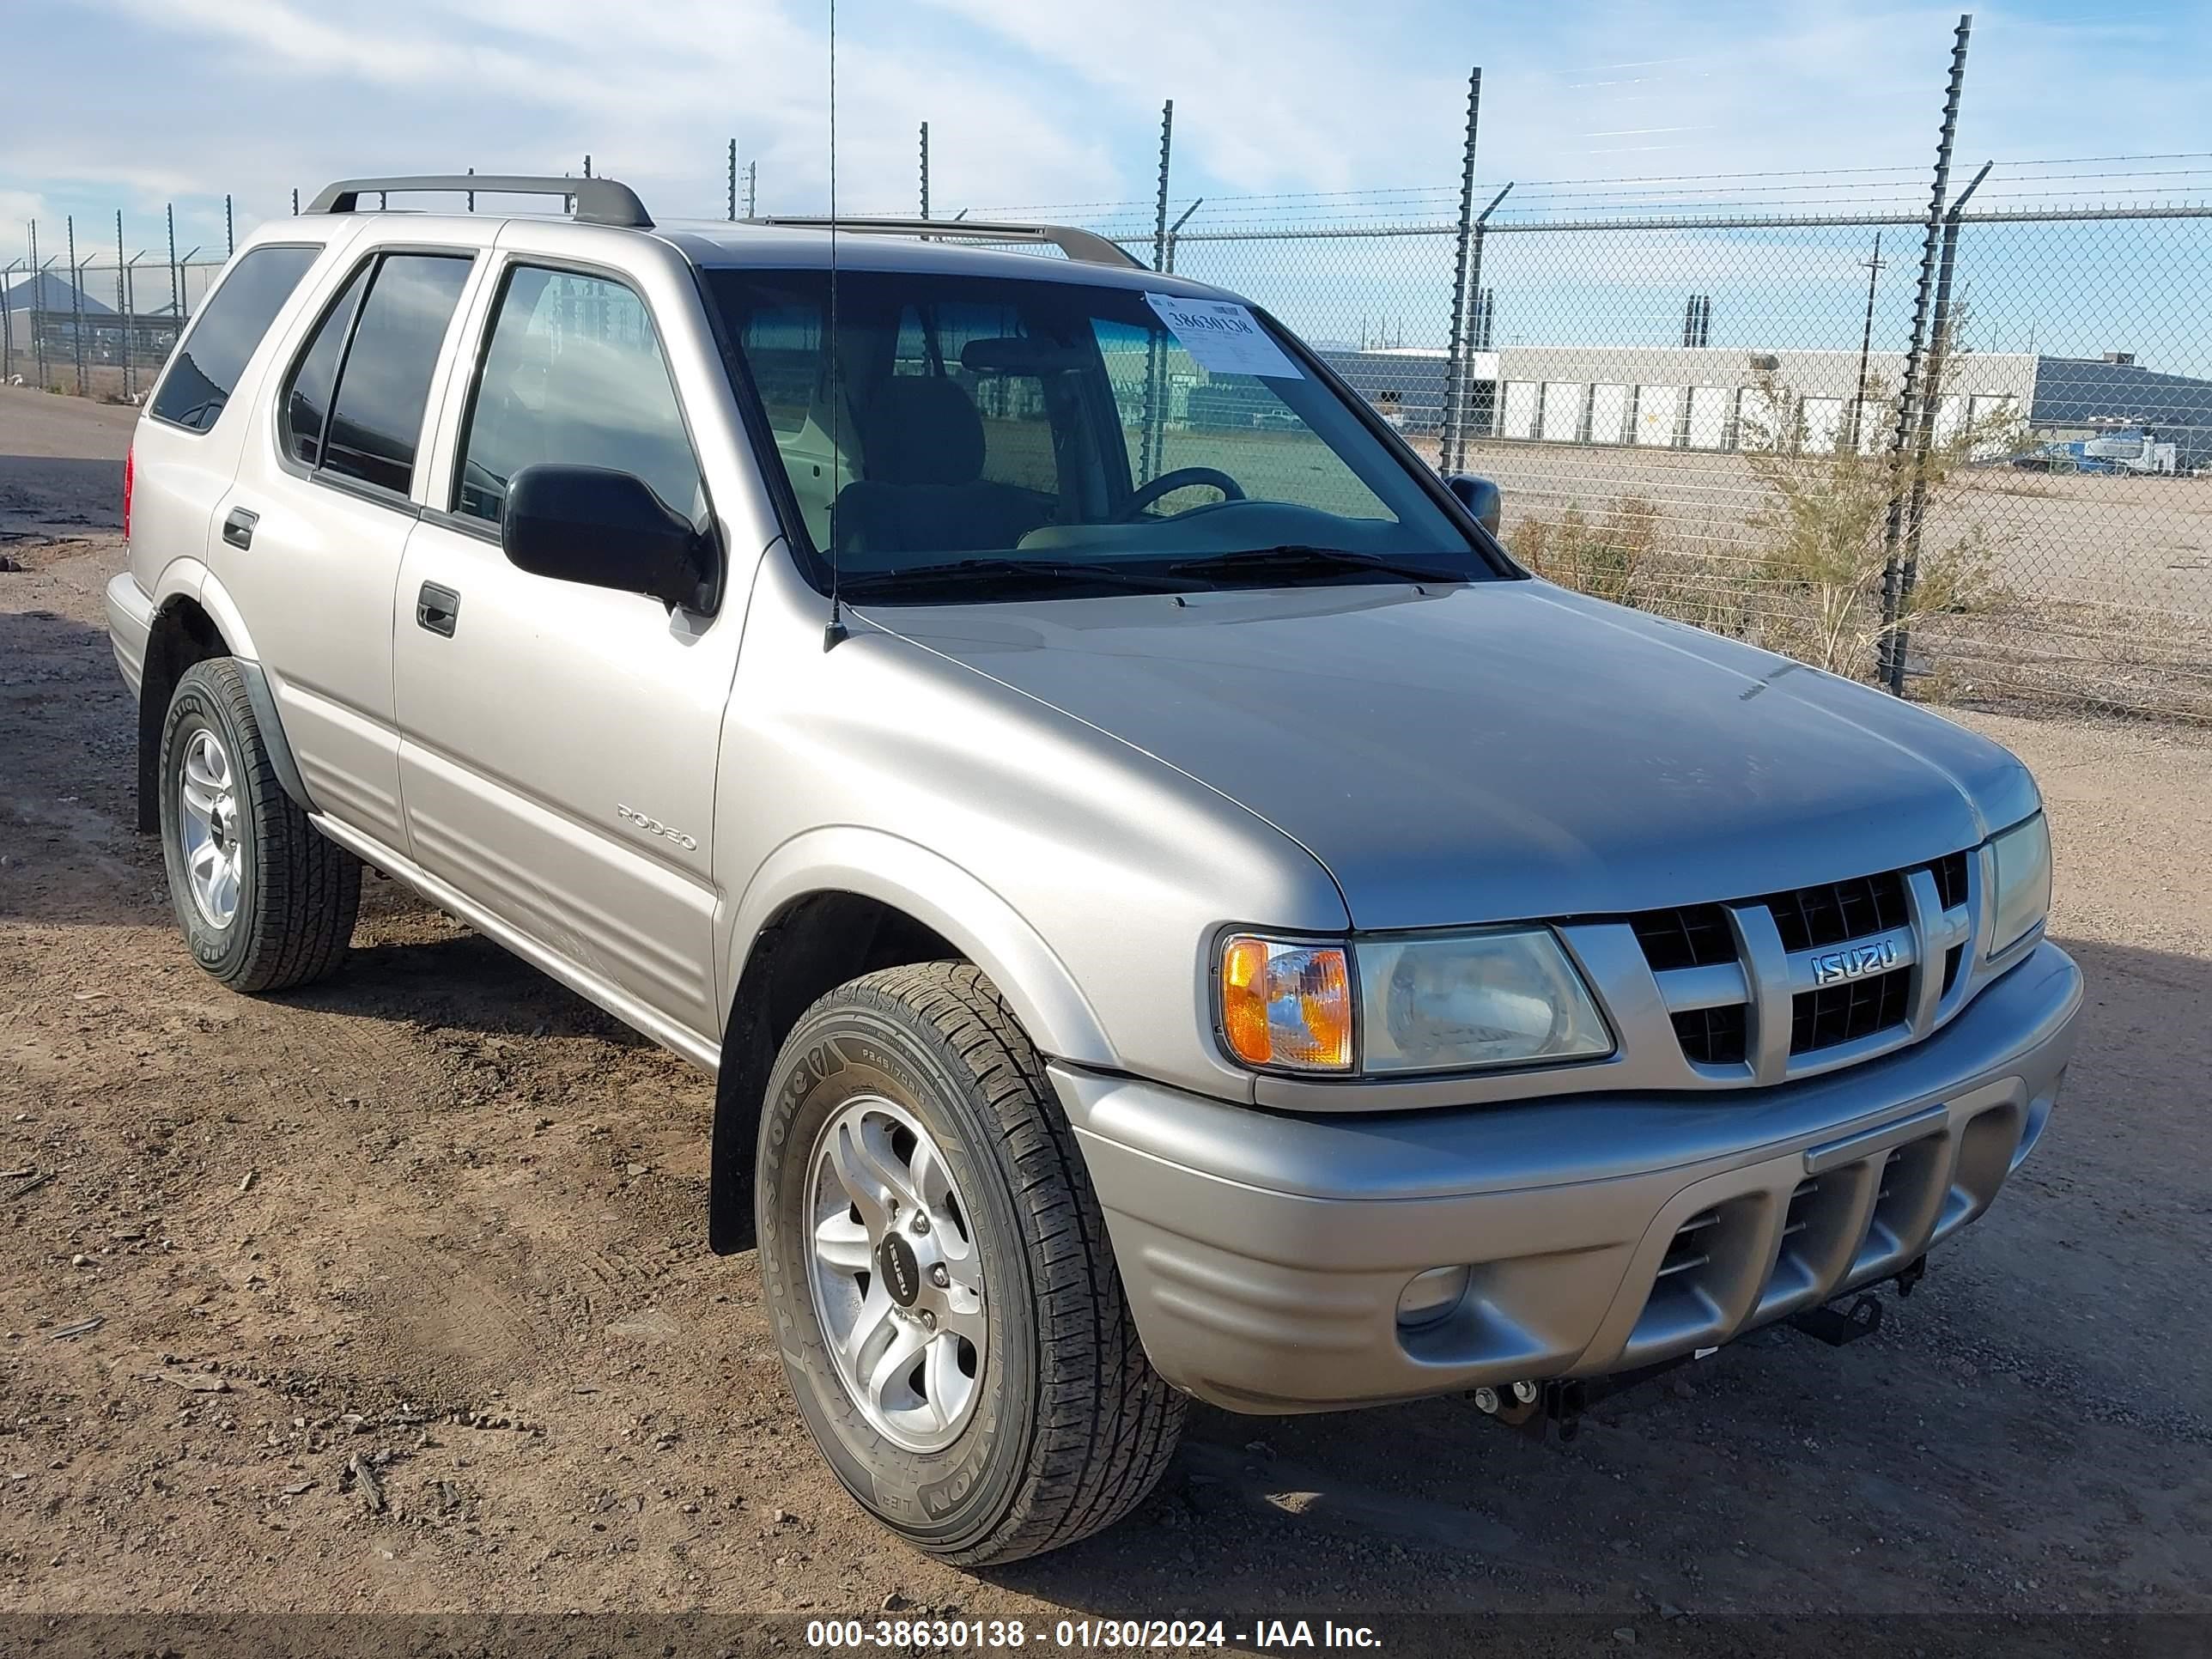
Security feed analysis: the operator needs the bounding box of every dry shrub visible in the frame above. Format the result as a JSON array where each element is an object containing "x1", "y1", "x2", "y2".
[{"x1": 1508, "y1": 495, "x2": 1758, "y2": 638}]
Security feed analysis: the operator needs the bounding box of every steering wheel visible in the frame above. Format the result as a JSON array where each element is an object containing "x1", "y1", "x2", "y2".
[{"x1": 1120, "y1": 466, "x2": 1247, "y2": 520}]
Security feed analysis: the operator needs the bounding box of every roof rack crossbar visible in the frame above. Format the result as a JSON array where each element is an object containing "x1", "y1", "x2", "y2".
[
  {"x1": 305, "y1": 175, "x2": 653, "y2": 230},
  {"x1": 748, "y1": 216, "x2": 1141, "y2": 269}
]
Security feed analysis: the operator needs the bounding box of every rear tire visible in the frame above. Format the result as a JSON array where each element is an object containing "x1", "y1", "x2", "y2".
[
  {"x1": 157, "y1": 658, "x2": 360, "y2": 992},
  {"x1": 757, "y1": 962, "x2": 1186, "y2": 1565}
]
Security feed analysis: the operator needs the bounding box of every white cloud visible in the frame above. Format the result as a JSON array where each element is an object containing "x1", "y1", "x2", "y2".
[{"x1": 5, "y1": 0, "x2": 2208, "y2": 255}]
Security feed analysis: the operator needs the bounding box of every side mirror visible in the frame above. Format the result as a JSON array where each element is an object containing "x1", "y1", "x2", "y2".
[
  {"x1": 1445, "y1": 472, "x2": 1503, "y2": 537},
  {"x1": 502, "y1": 464, "x2": 714, "y2": 611}
]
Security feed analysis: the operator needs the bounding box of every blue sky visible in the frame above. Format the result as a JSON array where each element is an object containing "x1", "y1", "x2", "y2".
[
  {"x1": 6, "y1": 1, "x2": 2209, "y2": 367},
  {"x1": 7, "y1": 1, "x2": 2209, "y2": 240}
]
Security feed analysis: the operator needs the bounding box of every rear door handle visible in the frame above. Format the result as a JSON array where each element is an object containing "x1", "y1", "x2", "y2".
[
  {"x1": 416, "y1": 581, "x2": 461, "y2": 638},
  {"x1": 222, "y1": 507, "x2": 258, "y2": 550}
]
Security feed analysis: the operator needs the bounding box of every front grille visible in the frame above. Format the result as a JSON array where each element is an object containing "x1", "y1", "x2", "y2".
[
  {"x1": 1932, "y1": 850, "x2": 1970, "y2": 910},
  {"x1": 1626, "y1": 850, "x2": 1975, "y2": 1078},
  {"x1": 1671, "y1": 1004, "x2": 1747, "y2": 1066},
  {"x1": 1631, "y1": 904, "x2": 1735, "y2": 971},
  {"x1": 1790, "y1": 964, "x2": 1911, "y2": 1054},
  {"x1": 1760, "y1": 871, "x2": 1907, "y2": 953}
]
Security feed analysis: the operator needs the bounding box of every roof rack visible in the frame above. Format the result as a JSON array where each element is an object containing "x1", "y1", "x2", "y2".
[
  {"x1": 747, "y1": 216, "x2": 1140, "y2": 270},
  {"x1": 304, "y1": 175, "x2": 653, "y2": 230}
]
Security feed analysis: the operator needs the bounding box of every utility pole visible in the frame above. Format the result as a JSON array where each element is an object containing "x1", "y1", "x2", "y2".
[{"x1": 1849, "y1": 231, "x2": 1887, "y2": 453}]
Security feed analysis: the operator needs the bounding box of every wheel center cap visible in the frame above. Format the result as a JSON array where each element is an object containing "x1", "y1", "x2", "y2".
[{"x1": 877, "y1": 1231, "x2": 923, "y2": 1308}]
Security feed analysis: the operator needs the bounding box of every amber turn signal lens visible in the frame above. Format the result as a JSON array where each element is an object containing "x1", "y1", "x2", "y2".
[{"x1": 1219, "y1": 935, "x2": 1353, "y2": 1071}]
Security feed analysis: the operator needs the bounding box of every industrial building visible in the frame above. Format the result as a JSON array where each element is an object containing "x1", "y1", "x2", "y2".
[{"x1": 1319, "y1": 343, "x2": 2212, "y2": 471}]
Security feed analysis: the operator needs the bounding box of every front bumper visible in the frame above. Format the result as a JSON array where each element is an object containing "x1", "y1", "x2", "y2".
[
  {"x1": 106, "y1": 570, "x2": 155, "y2": 701},
  {"x1": 1054, "y1": 940, "x2": 2081, "y2": 1413}
]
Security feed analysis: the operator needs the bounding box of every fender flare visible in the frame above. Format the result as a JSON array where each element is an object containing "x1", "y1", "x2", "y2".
[
  {"x1": 144, "y1": 561, "x2": 313, "y2": 814},
  {"x1": 725, "y1": 825, "x2": 1115, "y2": 1068},
  {"x1": 706, "y1": 827, "x2": 1118, "y2": 1254}
]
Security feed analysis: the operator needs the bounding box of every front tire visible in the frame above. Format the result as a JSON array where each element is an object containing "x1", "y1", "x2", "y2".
[
  {"x1": 757, "y1": 963, "x2": 1186, "y2": 1565},
  {"x1": 157, "y1": 658, "x2": 361, "y2": 992}
]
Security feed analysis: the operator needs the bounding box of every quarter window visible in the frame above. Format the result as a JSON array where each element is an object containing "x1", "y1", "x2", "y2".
[
  {"x1": 279, "y1": 264, "x2": 369, "y2": 468},
  {"x1": 455, "y1": 266, "x2": 702, "y2": 528},
  {"x1": 319, "y1": 254, "x2": 473, "y2": 495},
  {"x1": 149, "y1": 244, "x2": 320, "y2": 434}
]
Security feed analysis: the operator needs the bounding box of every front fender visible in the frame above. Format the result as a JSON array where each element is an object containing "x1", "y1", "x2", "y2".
[{"x1": 725, "y1": 824, "x2": 1116, "y2": 1068}]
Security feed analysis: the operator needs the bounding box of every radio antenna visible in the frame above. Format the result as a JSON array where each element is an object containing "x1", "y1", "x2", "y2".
[{"x1": 822, "y1": 0, "x2": 848, "y2": 650}]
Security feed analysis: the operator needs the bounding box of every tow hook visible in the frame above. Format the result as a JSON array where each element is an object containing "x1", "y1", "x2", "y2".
[
  {"x1": 1470, "y1": 1378, "x2": 1591, "y2": 1443},
  {"x1": 1787, "y1": 1292, "x2": 1885, "y2": 1347},
  {"x1": 1893, "y1": 1253, "x2": 1929, "y2": 1297}
]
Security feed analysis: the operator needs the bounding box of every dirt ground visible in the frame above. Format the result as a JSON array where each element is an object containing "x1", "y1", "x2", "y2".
[{"x1": 3, "y1": 385, "x2": 2209, "y2": 1644}]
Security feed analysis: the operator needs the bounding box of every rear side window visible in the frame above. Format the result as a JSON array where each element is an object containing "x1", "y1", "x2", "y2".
[
  {"x1": 149, "y1": 244, "x2": 319, "y2": 434},
  {"x1": 453, "y1": 265, "x2": 702, "y2": 526},
  {"x1": 318, "y1": 253, "x2": 473, "y2": 495},
  {"x1": 280, "y1": 264, "x2": 369, "y2": 468}
]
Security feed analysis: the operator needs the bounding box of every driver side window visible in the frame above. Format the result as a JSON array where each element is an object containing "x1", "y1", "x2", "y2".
[{"x1": 455, "y1": 265, "x2": 702, "y2": 529}]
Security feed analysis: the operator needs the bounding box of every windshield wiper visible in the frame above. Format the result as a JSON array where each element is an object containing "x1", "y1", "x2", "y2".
[
  {"x1": 839, "y1": 556, "x2": 1200, "y2": 599},
  {"x1": 1164, "y1": 544, "x2": 1464, "y2": 584}
]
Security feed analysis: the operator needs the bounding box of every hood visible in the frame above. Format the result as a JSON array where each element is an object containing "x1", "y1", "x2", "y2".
[{"x1": 865, "y1": 579, "x2": 2039, "y2": 930}]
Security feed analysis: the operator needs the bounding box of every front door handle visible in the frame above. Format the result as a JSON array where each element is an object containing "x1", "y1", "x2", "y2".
[
  {"x1": 416, "y1": 581, "x2": 461, "y2": 638},
  {"x1": 222, "y1": 507, "x2": 258, "y2": 550}
]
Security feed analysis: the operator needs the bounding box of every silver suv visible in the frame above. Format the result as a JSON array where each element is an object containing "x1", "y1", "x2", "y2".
[{"x1": 106, "y1": 174, "x2": 2081, "y2": 1565}]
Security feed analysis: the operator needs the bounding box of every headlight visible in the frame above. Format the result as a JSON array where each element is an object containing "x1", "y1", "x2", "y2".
[
  {"x1": 1358, "y1": 928, "x2": 1613, "y2": 1073},
  {"x1": 1988, "y1": 811, "x2": 2051, "y2": 957}
]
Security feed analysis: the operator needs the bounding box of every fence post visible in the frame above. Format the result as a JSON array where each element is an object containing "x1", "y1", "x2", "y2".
[
  {"x1": 1150, "y1": 100, "x2": 1174, "y2": 271},
  {"x1": 919, "y1": 122, "x2": 930, "y2": 220},
  {"x1": 125, "y1": 253, "x2": 145, "y2": 401},
  {"x1": 1877, "y1": 12, "x2": 1971, "y2": 692},
  {"x1": 30, "y1": 222, "x2": 45, "y2": 390},
  {"x1": 68, "y1": 216, "x2": 87, "y2": 398},
  {"x1": 2, "y1": 259, "x2": 14, "y2": 386},
  {"x1": 747, "y1": 161, "x2": 757, "y2": 218},
  {"x1": 1442, "y1": 68, "x2": 1482, "y2": 474},
  {"x1": 1139, "y1": 99, "x2": 1175, "y2": 484},
  {"x1": 167, "y1": 204, "x2": 179, "y2": 327},
  {"x1": 115, "y1": 210, "x2": 128, "y2": 399},
  {"x1": 225, "y1": 193, "x2": 234, "y2": 256},
  {"x1": 1164, "y1": 198, "x2": 1202, "y2": 274},
  {"x1": 727, "y1": 140, "x2": 738, "y2": 220},
  {"x1": 1890, "y1": 160, "x2": 1991, "y2": 690}
]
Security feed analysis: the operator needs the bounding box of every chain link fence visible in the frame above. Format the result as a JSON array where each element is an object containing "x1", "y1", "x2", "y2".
[
  {"x1": 973, "y1": 169, "x2": 2212, "y2": 722},
  {"x1": 9, "y1": 156, "x2": 2210, "y2": 719}
]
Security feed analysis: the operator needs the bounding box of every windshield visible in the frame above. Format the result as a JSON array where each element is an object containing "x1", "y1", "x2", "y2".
[{"x1": 702, "y1": 267, "x2": 1498, "y2": 600}]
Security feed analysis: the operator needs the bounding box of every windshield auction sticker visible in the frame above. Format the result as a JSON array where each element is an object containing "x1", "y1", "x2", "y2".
[{"x1": 1145, "y1": 294, "x2": 1305, "y2": 380}]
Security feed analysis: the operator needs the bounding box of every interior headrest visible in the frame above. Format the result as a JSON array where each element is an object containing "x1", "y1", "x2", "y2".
[{"x1": 862, "y1": 375, "x2": 986, "y2": 486}]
